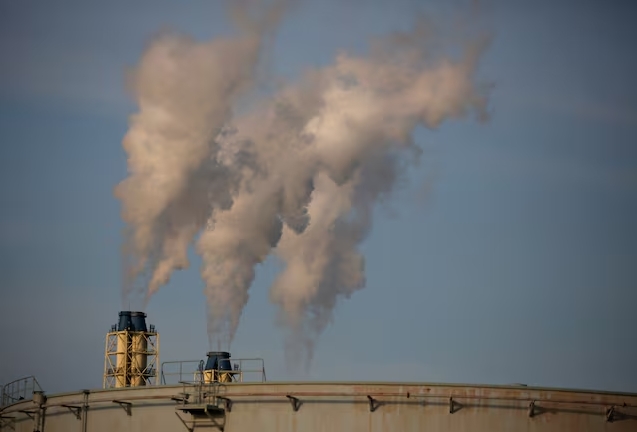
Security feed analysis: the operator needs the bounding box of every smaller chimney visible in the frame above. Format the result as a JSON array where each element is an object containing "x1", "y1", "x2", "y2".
[{"x1": 203, "y1": 351, "x2": 235, "y2": 383}]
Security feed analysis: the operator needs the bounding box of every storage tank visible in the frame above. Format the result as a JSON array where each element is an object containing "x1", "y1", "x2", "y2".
[
  {"x1": 0, "y1": 311, "x2": 637, "y2": 432},
  {"x1": 3, "y1": 311, "x2": 636, "y2": 431},
  {"x1": 2, "y1": 382, "x2": 636, "y2": 432}
]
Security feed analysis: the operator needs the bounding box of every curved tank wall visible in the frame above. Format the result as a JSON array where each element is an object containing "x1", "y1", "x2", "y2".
[{"x1": 1, "y1": 382, "x2": 636, "y2": 431}]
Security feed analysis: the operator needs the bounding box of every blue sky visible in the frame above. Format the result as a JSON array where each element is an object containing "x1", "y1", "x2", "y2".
[{"x1": 1, "y1": 0, "x2": 636, "y2": 394}]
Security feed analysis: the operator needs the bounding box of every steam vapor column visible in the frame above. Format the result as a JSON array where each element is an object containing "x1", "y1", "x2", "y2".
[{"x1": 103, "y1": 311, "x2": 159, "y2": 388}]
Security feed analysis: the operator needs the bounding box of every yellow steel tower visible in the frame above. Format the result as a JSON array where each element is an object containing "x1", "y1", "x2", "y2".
[{"x1": 103, "y1": 311, "x2": 159, "y2": 388}]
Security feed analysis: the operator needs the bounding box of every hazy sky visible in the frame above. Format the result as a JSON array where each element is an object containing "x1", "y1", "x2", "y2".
[{"x1": 1, "y1": 0, "x2": 636, "y2": 395}]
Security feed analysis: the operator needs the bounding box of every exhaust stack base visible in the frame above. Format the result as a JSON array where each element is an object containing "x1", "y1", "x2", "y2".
[{"x1": 202, "y1": 351, "x2": 237, "y2": 383}]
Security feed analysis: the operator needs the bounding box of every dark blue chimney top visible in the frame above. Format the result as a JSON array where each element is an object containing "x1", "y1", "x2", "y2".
[
  {"x1": 131, "y1": 311, "x2": 147, "y2": 332},
  {"x1": 205, "y1": 351, "x2": 232, "y2": 371},
  {"x1": 116, "y1": 311, "x2": 148, "y2": 332},
  {"x1": 117, "y1": 311, "x2": 133, "y2": 331}
]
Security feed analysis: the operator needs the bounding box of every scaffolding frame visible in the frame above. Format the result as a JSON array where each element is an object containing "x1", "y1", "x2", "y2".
[{"x1": 103, "y1": 330, "x2": 159, "y2": 388}]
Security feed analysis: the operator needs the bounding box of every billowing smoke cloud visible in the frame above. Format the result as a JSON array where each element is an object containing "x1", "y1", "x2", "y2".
[
  {"x1": 115, "y1": 0, "x2": 290, "y2": 304},
  {"x1": 267, "y1": 36, "x2": 490, "y2": 370},
  {"x1": 116, "y1": 0, "x2": 491, "y2": 364}
]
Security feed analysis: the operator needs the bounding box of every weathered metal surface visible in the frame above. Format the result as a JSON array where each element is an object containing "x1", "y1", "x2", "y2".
[{"x1": 1, "y1": 382, "x2": 636, "y2": 431}]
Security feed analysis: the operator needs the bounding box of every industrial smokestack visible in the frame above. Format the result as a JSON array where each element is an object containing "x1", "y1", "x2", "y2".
[
  {"x1": 202, "y1": 351, "x2": 235, "y2": 383},
  {"x1": 103, "y1": 311, "x2": 159, "y2": 388}
]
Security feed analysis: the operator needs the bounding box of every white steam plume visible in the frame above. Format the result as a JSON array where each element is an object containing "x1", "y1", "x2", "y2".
[
  {"x1": 116, "y1": 1, "x2": 491, "y2": 361},
  {"x1": 115, "y1": 0, "x2": 289, "y2": 306},
  {"x1": 268, "y1": 36, "x2": 491, "y2": 370}
]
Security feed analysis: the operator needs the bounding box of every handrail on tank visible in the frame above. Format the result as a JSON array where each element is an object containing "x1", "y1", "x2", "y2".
[
  {"x1": 1, "y1": 376, "x2": 42, "y2": 408},
  {"x1": 232, "y1": 358, "x2": 267, "y2": 382},
  {"x1": 160, "y1": 361, "x2": 203, "y2": 385},
  {"x1": 160, "y1": 358, "x2": 266, "y2": 385}
]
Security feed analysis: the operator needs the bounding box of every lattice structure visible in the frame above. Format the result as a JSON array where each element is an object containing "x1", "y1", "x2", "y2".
[{"x1": 103, "y1": 329, "x2": 159, "y2": 388}]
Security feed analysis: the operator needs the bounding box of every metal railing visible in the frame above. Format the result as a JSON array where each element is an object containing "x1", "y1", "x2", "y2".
[
  {"x1": 160, "y1": 360, "x2": 204, "y2": 385},
  {"x1": 160, "y1": 358, "x2": 266, "y2": 385},
  {"x1": 1, "y1": 376, "x2": 42, "y2": 407}
]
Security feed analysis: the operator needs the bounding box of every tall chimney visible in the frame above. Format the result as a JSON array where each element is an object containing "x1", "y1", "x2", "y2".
[{"x1": 103, "y1": 311, "x2": 159, "y2": 388}]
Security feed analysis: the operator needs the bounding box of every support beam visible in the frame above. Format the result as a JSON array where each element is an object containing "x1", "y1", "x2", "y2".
[
  {"x1": 217, "y1": 396, "x2": 233, "y2": 412},
  {"x1": 113, "y1": 400, "x2": 132, "y2": 416},
  {"x1": 367, "y1": 395, "x2": 379, "y2": 412},
  {"x1": 286, "y1": 395, "x2": 301, "y2": 412},
  {"x1": 171, "y1": 393, "x2": 190, "y2": 403},
  {"x1": 18, "y1": 410, "x2": 35, "y2": 420},
  {"x1": 606, "y1": 406, "x2": 615, "y2": 422},
  {"x1": 204, "y1": 407, "x2": 226, "y2": 432},
  {"x1": 61, "y1": 405, "x2": 82, "y2": 420},
  {"x1": 0, "y1": 416, "x2": 16, "y2": 431},
  {"x1": 174, "y1": 411, "x2": 193, "y2": 432}
]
